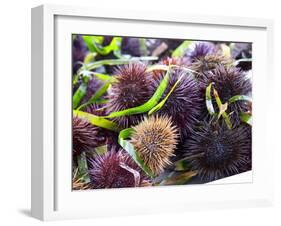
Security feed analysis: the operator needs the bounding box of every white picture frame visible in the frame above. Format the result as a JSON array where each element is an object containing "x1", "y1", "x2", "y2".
[{"x1": 31, "y1": 4, "x2": 274, "y2": 221}]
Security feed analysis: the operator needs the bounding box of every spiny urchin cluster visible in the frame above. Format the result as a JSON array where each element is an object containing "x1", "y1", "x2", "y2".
[
  {"x1": 183, "y1": 120, "x2": 252, "y2": 182},
  {"x1": 88, "y1": 150, "x2": 151, "y2": 188},
  {"x1": 152, "y1": 69, "x2": 203, "y2": 138},
  {"x1": 130, "y1": 115, "x2": 179, "y2": 175},
  {"x1": 72, "y1": 116, "x2": 106, "y2": 155},
  {"x1": 199, "y1": 65, "x2": 251, "y2": 125},
  {"x1": 105, "y1": 63, "x2": 154, "y2": 128}
]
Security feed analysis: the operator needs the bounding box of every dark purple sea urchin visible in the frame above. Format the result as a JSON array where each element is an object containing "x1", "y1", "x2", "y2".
[
  {"x1": 130, "y1": 115, "x2": 178, "y2": 175},
  {"x1": 105, "y1": 63, "x2": 154, "y2": 128},
  {"x1": 73, "y1": 116, "x2": 106, "y2": 155},
  {"x1": 186, "y1": 42, "x2": 216, "y2": 63},
  {"x1": 199, "y1": 65, "x2": 251, "y2": 125},
  {"x1": 88, "y1": 150, "x2": 150, "y2": 188},
  {"x1": 183, "y1": 120, "x2": 252, "y2": 182},
  {"x1": 152, "y1": 69, "x2": 203, "y2": 139}
]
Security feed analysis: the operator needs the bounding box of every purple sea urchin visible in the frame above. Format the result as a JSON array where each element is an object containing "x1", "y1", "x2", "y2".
[
  {"x1": 186, "y1": 42, "x2": 216, "y2": 63},
  {"x1": 183, "y1": 120, "x2": 251, "y2": 182},
  {"x1": 73, "y1": 116, "x2": 106, "y2": 155},
  {"x1": 88, "y1": 150, "x2": 150, "y2": 188},
  {"x1": 199, "y1": 65, "x2": 251, "y2": 125},
  {"x1": 130, "y1": 115, "x2": 179, "y2": 175},
  {"x1": 105, "y1": 62, "x2": 154, "y2": 128},
  {"x1": 152, "y1": 69, "x2": 203, "y2": 138}
]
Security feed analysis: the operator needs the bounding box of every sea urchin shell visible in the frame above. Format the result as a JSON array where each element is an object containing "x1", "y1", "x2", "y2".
[
  {"x1": 88, "y1": 150, "x2": 150, "y2": 188},
  {"x1": 130, "y1": 115, "x2": 179, "y2": 175},
  {"x1": 183, "y1": 120, "x2": 252, "y2": 182},
  {"x1": 105, "y1": 62, "x2": 154, "y2": 128}
]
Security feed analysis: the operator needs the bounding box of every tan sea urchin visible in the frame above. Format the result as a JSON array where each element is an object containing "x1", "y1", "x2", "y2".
[
  {"x1": 190, "y1": 54, "x2": 233, "y2": 75},
  {"x1": 130, "y1": 115, "x2": 179, "y2": 175}
]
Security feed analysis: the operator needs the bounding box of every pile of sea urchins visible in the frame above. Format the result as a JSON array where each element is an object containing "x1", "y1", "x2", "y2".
[{"x1": 73, "y1": 41, "x2": 252, "y2": 189}]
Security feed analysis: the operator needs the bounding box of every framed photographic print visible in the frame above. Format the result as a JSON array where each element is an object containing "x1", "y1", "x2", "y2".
[{"x1": 31, "y1": 4, "x2": 274, "y2": 221}]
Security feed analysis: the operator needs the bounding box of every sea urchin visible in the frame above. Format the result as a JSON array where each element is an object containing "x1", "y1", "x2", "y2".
[
  {"x1": 199, "y1": 65, "x2": 251, "y2": 125},
  {"x1": 72, "y1": 116, "x2": 106, "y2": 155},
  {"x1": 105, "y1": 62, "x2": 154, "y2": 128},
  {"x1": 130, "y1": 115, "x2": 179, "y2": 175},
  {"x1": 186, "y1": 42, "x2": 216, "y2": 63},
  {"x1": 183, "y1": 120, "x2": 252, "y2": 182},
  {"x1": 88, "y1": 150, "x2": 150, "y2": 188},
  {"x1": 190, "y1": 54, "x2": 233, "y2": 75},
  {"x1": 152, "y1": 69, "x2": 203, "y2": 138}
]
